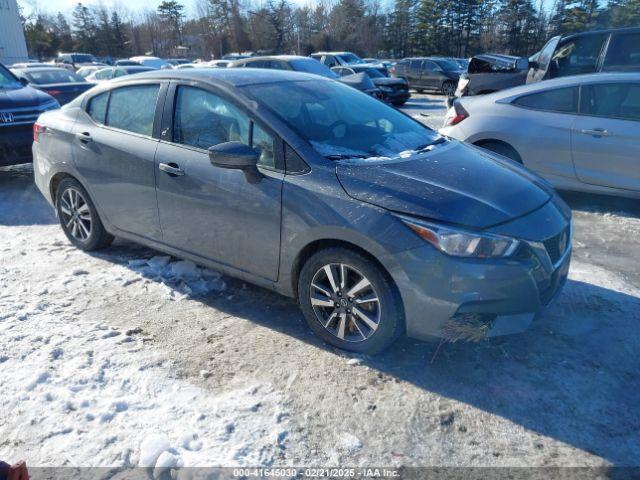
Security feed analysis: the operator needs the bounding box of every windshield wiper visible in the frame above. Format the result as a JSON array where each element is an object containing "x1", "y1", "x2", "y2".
[
  {"x1": 324, "y1": 154, "x2": 371, "y2": 160},
  {"x1": 415, "y1": 136, "x2": 447, "y2": 151}
]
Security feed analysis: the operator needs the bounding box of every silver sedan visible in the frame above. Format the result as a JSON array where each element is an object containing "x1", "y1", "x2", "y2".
[{"x1": 441, "y1": 73, "x2": 640, "y2": 198}]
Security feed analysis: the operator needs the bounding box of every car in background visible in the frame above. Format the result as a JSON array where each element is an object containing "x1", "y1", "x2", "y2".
[
  {"x1": 222, "y1": 53, "x2": 254, "y2": 61},
  {"x1": 229, "y1": 55, "x2": 382, "y2": 98},
  {"x1": 452, "y1": 58, "x2": 469, "y2": 70},
  {"x1": 86, "y1": 66, "x2": 156, "y2": 83},
  {"x1": 0, "y1": 63, "x2": 58, "y2": 166},
  {"x1": 456, "y1": 54, "x2": 530, "y2": 97},
  {"x1": 441, "y1": 73, "x2": 640, "y2": 198},
  {"x1": 10, "y1": 67, "x2": 93, "y2": 105},
  {"x1": 310, "y1": 51, "x2": 365, "y2": 67},
  {"x1": 393, "y1": 57, "x2": 464, "y2": 96},
  {"x1": 202, "y1": 60, "x2": 230, "y2": 68},
  {"x1": 167, "y1": 58, "x2": 190, "y2": 67},
  {"x1": 32, "y1": 68, "x2": 571, "y2": 354},
  {"x1": 76, "y1": 65, "x2": 105, "y2": 79},
  {"x1": 10, "y1": 62, "x2": 51, "y2": 69},
  {"x1": 129, "y1": 56, "x2": 172, "y2": 70},
  {"x1": 115, "y1": 59, "x2": 141, "y2": 66},
  {"x1": 55, "y1": 53, "x2": 101, "y2": 71},
  {"x1": 332, "y1": 64, "x2": 410, "y2": 106}
]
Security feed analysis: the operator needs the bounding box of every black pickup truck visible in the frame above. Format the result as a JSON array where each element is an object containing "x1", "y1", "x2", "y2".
[{"x1": 0, "y1": 63, "x2": 59, "y2": 166}]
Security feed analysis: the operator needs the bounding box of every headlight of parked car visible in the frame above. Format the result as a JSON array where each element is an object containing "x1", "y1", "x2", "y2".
[{"x1": 399, "y1": 216, "x2": 520, "y2": 258}]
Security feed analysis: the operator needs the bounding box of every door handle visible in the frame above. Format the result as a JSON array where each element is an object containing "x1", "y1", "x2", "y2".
[
  {"x1": 159, "y1": 162, "x2": 185, "y2": 176},
  {"x1": 75, "y1": 131, "x2": 92, "y2": 143},
  {"x1": 580, "y1": 128, "x2": 611, "y2": 137}
]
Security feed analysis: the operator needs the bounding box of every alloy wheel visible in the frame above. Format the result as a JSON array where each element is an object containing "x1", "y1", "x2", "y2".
[
  {"x1": 59, "y1": 187, "x2": 92, "y2": 242},
  {"x1": 309, "y1": 263, "x2": 381, "y2": 343},
  {"x1": 442, "y1": 82, "x2": 456, "y2": 96}
]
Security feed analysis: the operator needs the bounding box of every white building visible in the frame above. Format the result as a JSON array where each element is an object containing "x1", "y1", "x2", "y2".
[{"x1": 0, "y1": 0, "x2": 28, "y2": 65}]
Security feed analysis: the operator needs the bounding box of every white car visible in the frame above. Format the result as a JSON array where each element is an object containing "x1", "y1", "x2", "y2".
[
  {"x1": 440, "y1": 73, "x2": 640, "y2": 198},
  {"x1": 128, "y1": 56, "x2": 173, "y2": 69},
  {"x1": 76, "y1": 65, "x2": 105, "y2": 78}
]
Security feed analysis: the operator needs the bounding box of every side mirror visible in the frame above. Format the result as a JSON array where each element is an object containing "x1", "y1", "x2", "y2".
[
  {"x1": 19, "y1": 77, "x2": 29, "y2": 86},
  {"x1": 208, "y1": 141, "x2": 262, "y2": 183},
  {"x1": 515, "y1": 57, "x2": 530, "y2": 70}
]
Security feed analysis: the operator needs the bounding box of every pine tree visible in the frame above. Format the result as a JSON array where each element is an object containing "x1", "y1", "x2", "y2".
[{"x1": 72, "y1": 3, "x2": 97, "y2": 52}]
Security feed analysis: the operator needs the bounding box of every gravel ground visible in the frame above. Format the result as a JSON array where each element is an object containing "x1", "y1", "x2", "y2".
[{"x1": 1, "y1": 99, "x2": 639, "y2": 468}]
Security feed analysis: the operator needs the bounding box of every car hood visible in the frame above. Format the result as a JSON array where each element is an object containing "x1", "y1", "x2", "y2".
[
  {"x1": 0, "y1": 85, "x2": 54, "y2": 109},
  {"x1": 372, "y1": 77, "x2": 406, "y2": 87},
  {"x1": 335, "y1": 141, "x2": 551, "y2": 229}
]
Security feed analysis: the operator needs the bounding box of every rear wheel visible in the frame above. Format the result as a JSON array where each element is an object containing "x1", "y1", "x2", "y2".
[
  {"x1": 476, "y1": 141, "x2": 523, "y2": 164},
  {"x1": 441, "y1": 80, "x2": 456, "y2": 96},
  {"x1": 55, "y1": 178, "x2": 114, "y2": 251},
  {"x1": 298, "y1": 247, "x2": 404, "y2": 355}
]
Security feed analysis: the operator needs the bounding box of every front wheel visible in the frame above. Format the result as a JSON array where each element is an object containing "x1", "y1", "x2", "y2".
[
  {"x1": 298, "y1": 247, "x2": 404, "y2": 355},
  {"x1": 55, "y1": 177, "x2": 114, "y2": 251}
]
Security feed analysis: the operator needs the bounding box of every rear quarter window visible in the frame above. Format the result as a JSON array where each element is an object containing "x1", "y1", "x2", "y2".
[
  {"x1": 87, "y1": 92, "x2": 109, "y2": 124},
  {"x1": 513, "y1": 86, "x2": 579, "y2": 113}
]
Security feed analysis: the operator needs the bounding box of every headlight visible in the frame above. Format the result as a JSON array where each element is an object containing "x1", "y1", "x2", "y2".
[{"x1": 400, "y1": 216, "x2": 520, "y2": 258}]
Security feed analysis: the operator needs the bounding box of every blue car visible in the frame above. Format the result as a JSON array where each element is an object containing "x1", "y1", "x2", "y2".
[
  {"x1": 0, "y1": 63, "x2": 58, "y2": 166},
  {"x1": 32, "y1": 69, "x2": 571, "y2": 354}
]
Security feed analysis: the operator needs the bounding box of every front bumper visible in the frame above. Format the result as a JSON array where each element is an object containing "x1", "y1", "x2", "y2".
[
  {"x1": 383, "y1": 209, "x2": 571, "y2": 341},
  {"x1": 382, "y1": 89, "x2": 411, "y2": 104},
  {"x1": 0, "y1": 125, "x2": 33, "y2": 166}
]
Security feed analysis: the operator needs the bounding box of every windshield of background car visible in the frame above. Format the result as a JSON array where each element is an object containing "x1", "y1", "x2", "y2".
[
  {"x1": 72, "y1": 54, "x2": 96, "y2": 63},
  {"x1": 243, "y1": 80, "x2": 439, "y2": 160},
  {"x1": 436, "y1": 59, "x2": 460, "y2": 71},
  {"x1": 337, "y1": 53, "x2": 363, "y2": 65},
  {"x1": 290, "y1": 59, "x2": 338, "y2": 78},
  {"x1": 26, "y1": 69, "x2": 85, "y2": 84},
  {"x1": 0, "y1": 65, "x2": 22, "y2": 89}
]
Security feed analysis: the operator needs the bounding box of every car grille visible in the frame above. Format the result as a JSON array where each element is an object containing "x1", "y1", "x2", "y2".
[
  {"x1": 391, "y1": 84, "x2": 408, "y2": 91},
  {"x1": 542, "y1": 227, "x2": 570, "y2": 266},
  {"x1": 0, "y1": 105, "x2": 50, "y2": 127}
]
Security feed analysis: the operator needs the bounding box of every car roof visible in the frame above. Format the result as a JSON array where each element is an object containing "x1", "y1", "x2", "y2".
[
  {"x1": 493, "y1": 72, "x2": 640, "y2": 98},
  {"x1": 235, "y1": 55, "x2": 309, "y2": 64},
  {"x1": 110, "y1": 68, "x2": 326, "y2": 87},
  {"x1": 562, "y1": 26, "x2": 640, "y2": 41},
  {"x1": 12, "y1": 66, "x2": 73, "y2": 74},
  {"x1": 311, "y1": 52, "x2": 355, "y2": 56}
]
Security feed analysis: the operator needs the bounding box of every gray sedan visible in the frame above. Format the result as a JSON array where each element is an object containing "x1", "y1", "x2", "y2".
[
  {"x1": 441, "y1": 72, "x2": 640, "y2": 198},
  {"x1": 32, "y1": 69, "x2": 571, "y2": 354}
]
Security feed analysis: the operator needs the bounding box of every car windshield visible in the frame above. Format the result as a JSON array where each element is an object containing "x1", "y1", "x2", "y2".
[
  {"x1": 337, "y1": 53, "x2": 363, "y2": 65},
  {"x1": 290, "y1": 59, "x2": 337, "y2": 78},
  {"x1": 435, "y1": 59, "x2": 461, "y2": 71},
  {"x1": 243, "y1": 80, "x2": 440, "y2": 160},
  {"x1": 72, "y1": 54, "x2": 96, "y2": 63},
  {"x1": 26, "y1": 69, "x2": 85, "y2": 84},
  {"x1": 0, "y1": 65, "x2": 22, "y2": 89},
  {"x1": 124, "y1": 67, "x2": 153, "y2": 74}
]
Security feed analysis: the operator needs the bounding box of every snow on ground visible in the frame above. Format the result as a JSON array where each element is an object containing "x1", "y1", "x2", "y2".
[{"x1": 1, "y1": 161, "x2": 640, "y2": 468}]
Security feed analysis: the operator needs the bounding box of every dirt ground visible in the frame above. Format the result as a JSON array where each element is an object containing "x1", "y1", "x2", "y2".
[{"x1": 1, "y1": 108, "x2": 639, "y2": 467}]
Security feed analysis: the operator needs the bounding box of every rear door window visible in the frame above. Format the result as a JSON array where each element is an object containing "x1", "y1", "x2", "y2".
[
  {"x1": 580, "y1": 83, "x2": 640, "y2": 121},
  {"x1": 552, "y1": 34, "x2": 608, "y2": 77},
  {"x1": 409, "y1": 60, "x2": 422, "y2": 71},
  {"x1": 513, "y1": 86, "x2": 579, "y2": 113},
  {"x1": 603, "y1": 33, "x2": 640, "y2": 72},
  {"x1": 422, "y1": 60, "x2": 438, "y2": 71},
  {"x1": 106, "y1": 84, "x2": 160, "y2": 136}
]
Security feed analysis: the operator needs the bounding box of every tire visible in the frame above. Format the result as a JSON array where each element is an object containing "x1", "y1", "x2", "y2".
[
  {"x1": 415, "y1": 88, "x2": 424, "y2": 94},
  {"x1": 55, "y1": 177, "x2": 114, "y2": 251},
  {"x1": 476, "y1": 141, "x2": 523, "y2": 164},
  {"x1": 298, "y1": 247, "x2": 404, "y2": 355},
  {"x1": 441, "y1": 80, "x2": 456, "y2": 96}
]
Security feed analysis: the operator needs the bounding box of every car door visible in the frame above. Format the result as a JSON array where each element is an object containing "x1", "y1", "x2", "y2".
[
  {"x1": 571, "y1": 82, "x2": 640, "y2": 192},
  {"x1": 154, "y1": 82, "x2": 284, "y2": 280},
  {"x1": 72, "y1": 81, "x2": 165, "y2": 239},
  {"x1": 527, "y1": 36, "x2": 561, "y2": 83},
  {"x1": 420, "y1": 60, "x2": 440, "y2": 89},
  {"x1": 508, "y1": 85, "x2": 580, "y2": 180},
  {"x1": 407, "y1": 60, "x2": 422, "y2": 88}
]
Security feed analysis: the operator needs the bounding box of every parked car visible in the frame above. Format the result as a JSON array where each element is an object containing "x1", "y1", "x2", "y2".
[
  {"x1": 76, "y1": 65, "x2": 105, "y2": 79},
  {"x1": 309, "y1": 51, "x2": 365, "y2": 67},
  {"x1": 331, "y1": 65, "x2": 410, "y2": 106},
  {"x1": 202, "y1": 60, "x2": 230, "y2": 68},
  {"x1": 456, "y1": 54, "x2": 530, "y2": 97},
  {"x1": 393, "y1": 57, "x2": 464, "y2": 95},
  {"x1": 86, "y1": 66, "x2": 156, "y2": 83},
  {"x1": 458, "y1": 27, "x2": 640, "y2": 97},
  {"x1": 10, "y1": 67, "x2": 93, "y2": 105},
  {"x1": 55, "y1": 53, "x2": 101, "y2": 71},
  {"x1": 166, "y1": 58, "x2": 191, "y2": 66},
  {"x1": 229, "y1": 55, "x2": 383, "y2": 99},
  {"x1": 441, "y1": 72, "x2": 640, "y2": 198},
  {"x1": 10, "y1": 62, "x2": 51, "y2": 69},
  {"x1": 32, "y1": 68, "x2": 571, "y2": 354},
  {"x1": 128, "y1": 56, "x2": 172, "y2": 69},
  {"x1": 0, "y1": 63, "x2": 58, "y2": 166},
  {"x1": 115, "y1": 59, "x2": 141, "y2": 66}
]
